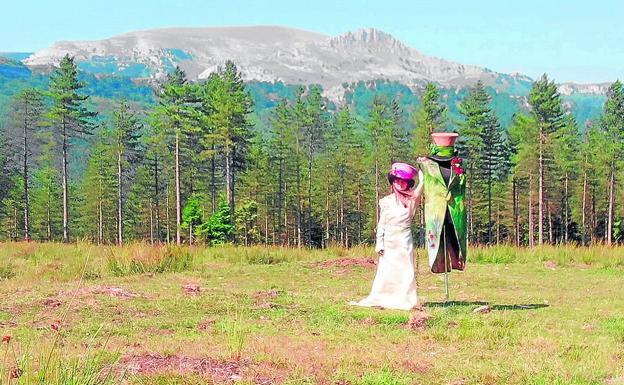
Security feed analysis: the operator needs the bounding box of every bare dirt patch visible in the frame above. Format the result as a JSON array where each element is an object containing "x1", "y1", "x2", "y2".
[
  {"x1": 42, "y1": 298, "x2": 62, "y2": 309},
  {"x1": 62, "y1": 286, "x2": 141, "y2": 299},
  {"x1": 310, "y1": 258, "x2": 376, "y2": 269},
  {"x1": 405, "y1": 310, "x2": 431, "y2": 330},
  {"x1": 253, "y1": 289, "x2": 282, "y2": 299},
  {"x1": 198, "y1": 318, "x2": 215, "y2": 331},
  {"x1": 121, "y1": 354, "x2": 245, "y2": 381},
  {"x1": 182, "y1": 283, "x2": 201, "y2": 296}
]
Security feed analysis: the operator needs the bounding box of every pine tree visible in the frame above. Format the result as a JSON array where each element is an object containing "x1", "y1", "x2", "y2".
[
  {"x1": 202, "y1": 61, "x2": 253, "y2": 219},
  {"x1": 412, "y1": 82, "x2": 448, "y2": 156},
  {"x1": 528, "y1": 74, "x2": 566, "y2": 244},
  {"x1": 111, "y1": 100, "x2": 142, "y2": 245},
  {"x1": 458, "y1": 81, "x2": 506, "y2": 244},
  {"x1": 301, "y1": 85, "x2": 327, "y2": 245},
  {"x1": 47, "y1": 54, "x2": 97, "y2": 242},
  {"x1": 152, "y1": 66, "x2": 199, "y2": 245},
  {"x1": 29, "y1": 132, "x2": 62, "y2": 241},
  {"x1": 552, "y1": 114, "x2": 581, "y2": 243},
  {"x1": 366, "y1": 95, "x2": 396, "y2": 229},
  {"x1": 508, "y1": 113, "x2": 540, "y2": 246},
  {"x1": 598, "y1": 80, "x2": 624, "y2": 244},
  {"x1": 7, "y1": 88, "x2": 44, "y2": 240}
]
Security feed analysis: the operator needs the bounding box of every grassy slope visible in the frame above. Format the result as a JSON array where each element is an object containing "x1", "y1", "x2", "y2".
[{"x1": 0, "y1": 242, "x2": 623, "y2": 385}]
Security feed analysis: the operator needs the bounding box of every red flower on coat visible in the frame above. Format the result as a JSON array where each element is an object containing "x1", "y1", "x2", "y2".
[
  {"x1": 450, "y1": 157, "x2": 464, "y2": 175},
  {"x1": 2, "y1": 335, "x2": 10, "y2": 343}
]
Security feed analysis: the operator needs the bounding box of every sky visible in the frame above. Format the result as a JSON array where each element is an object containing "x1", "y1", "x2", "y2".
[{"x1": 2, "y1": 0, "x2": 623, "y2": 83}]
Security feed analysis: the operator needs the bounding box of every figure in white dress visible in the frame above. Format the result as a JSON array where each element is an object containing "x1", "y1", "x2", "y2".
[{"x1": 350, "y1": 162, "x2": 424, "y2": 310}]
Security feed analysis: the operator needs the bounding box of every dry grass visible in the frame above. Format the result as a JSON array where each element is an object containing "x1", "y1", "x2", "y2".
[{"x1": 0, "y1": 241, "x2": 623, "y2": 384}]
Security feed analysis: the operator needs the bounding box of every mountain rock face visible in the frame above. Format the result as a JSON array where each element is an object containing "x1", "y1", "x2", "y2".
[{"x1": 23, "y1": 26, "x2": 503, "y2": 100}]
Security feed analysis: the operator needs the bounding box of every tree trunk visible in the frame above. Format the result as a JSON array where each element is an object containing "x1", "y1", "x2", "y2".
[
  {"x1": 23, "y1": 108, "x2": 30, "y2": 241},
  {"x1": 308, "y1": 143, "x2": 313, "y2": 245},
  {"x1": 468, "y1": 161, "x2": 474, "y2": 243},
  {"x1": 538, "y1": 129, "x2": 544, "y2": 245},
  {"x1": 46, "y1": 186, "x2": 51, "y2": 241},
  {"x1": 496, "y1": 199, "x2": 501, "y2": 244},
  {"x1": 487, "y1": 165, "x2": 492, "y2": 245},
  {"x1": 340, "y1": 181, "x2": 345, "y2": 247},
  {"x1": 98, "y1": 163, "x2": 103, "y2": 245},
  {"x1": 511, "y1": 177, "x2": 520, "y2": 247},
  {"x1": 607, "y1": 165, "x2": 615, "y2": 245},
  {"x1": 175, "y1": 131, "x2": 181, "y2": 245},
  {"x1": 296, "y1": 139, "x2": 302, "y2": 248},
  {"x1": 225, "y1": 146, "x2": 234, "y2": 214},
  {"x1": 325, "y1": 184, "x2": 330, "y2": 248},
  {"x1": 564, "y1": 173, "x2": 569, "y2": 244},
  {"x1": 277, "y1": 157, "x2": 284, "y2": 242},
  {"x1": 374, "y1": 158, "x2": 379, "y2": 227},
  {"x1": 154, "y1": 153, "x2": 160, "y2": 242},
  {"x1": 357, "y1": 187, "x2": 362, "y2": 245},
  {"x1": 117, "y1": 149, "x2": 123, "y2": 245},
  {"x1": 149, "y1": 198, "x2": 154, "y2": 244},
  {"x1": 582, "y1": 167, "x2": 588, "y2": 245},
  {"x1": 211, "y1": 147, "x2": 217, "y2": 213},
  {"x1": 548, "y1": 207, "x2": 553, "y2": 244},
  {"x1": 166, "y1": 182, "x2": 170, "y2": 243},
  {"x1": 529, "y1": 175, "x2": 534, "y2": 247},
  {"x1": 62, "y1": 116, "x2": 70, "y2": 243}
]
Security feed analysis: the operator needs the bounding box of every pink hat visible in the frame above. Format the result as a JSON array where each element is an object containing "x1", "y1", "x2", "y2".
[
  {"x1": 431, "y1": 132, "x2": 459, "y2": 147},
  {"x1": 389, "y1": 162, "x2": 417, "y2": 181}
]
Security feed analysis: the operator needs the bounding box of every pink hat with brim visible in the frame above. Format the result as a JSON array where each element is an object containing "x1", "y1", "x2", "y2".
[
  {"x1": 431, "y1": 132, "x2": 459, "y2": 147},
  {"x1": 389, "y1": 162, "x2": 417, "y2": 181}
]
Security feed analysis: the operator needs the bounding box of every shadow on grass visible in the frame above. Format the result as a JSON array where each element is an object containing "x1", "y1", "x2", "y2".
[{"x1": 424, "y1": 301, "x2": 549, "y2": 311}]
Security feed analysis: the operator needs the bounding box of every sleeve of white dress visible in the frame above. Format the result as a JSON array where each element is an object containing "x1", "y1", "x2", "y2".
[{"x1": 375, "y1": 200, "x2": 386, "y2": 253}]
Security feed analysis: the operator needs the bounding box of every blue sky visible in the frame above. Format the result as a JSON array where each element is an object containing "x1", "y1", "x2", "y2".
[{"x1": 2, "y1": 0, "x2": 623, "y2": 83}]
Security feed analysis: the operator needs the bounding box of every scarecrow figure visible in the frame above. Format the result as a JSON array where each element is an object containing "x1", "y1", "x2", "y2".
[{"x1": 417, "y1": 133, "x2": 467, "y2": 300}]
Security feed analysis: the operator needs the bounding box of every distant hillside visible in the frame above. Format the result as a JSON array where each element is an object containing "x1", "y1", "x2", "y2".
[{"x1": 0, "y1": 26, "x2": 611, "y2": 128}]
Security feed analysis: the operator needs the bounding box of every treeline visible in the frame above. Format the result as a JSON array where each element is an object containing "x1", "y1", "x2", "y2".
[{"x1": 0, "y1": 54, "x2": 623, "y2": 247}]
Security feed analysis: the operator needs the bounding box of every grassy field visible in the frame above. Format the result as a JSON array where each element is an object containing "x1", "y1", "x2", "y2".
[{"x1": 0, "y1": 242, "x2": 623, "y2": 385}]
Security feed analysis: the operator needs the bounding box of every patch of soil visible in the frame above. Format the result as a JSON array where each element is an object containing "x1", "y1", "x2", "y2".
[
  {"x1": 310, "y1": 257, "x2": 376, "y2": 269},
  {"x1": 405, "y1": 311, "x2": 431, "y2": 330},
  {"x1": 253, "y1": 302, "x2": 279, "y2": 310},
  {"x1": 0, "y1": 320, "x2": 17, "y2": 328},
  {"x1": 359, "y1": 316, "x2": 377, "y2": 326},
  {"x1": 145, "y1": 327, "x2": 175, "y2": 336},
  {"x1": 120, "y1": 354, "x2": 246, "y2": 381},
  {"x1": 400, "y1": 359, "x2": 433, "y2": 374},
  {"x1": 42, "y1": 298, "x2": 62, "y2": 309},
  {"x1": 473, "y1": 305, "x2": 492, "y2": 314},
  {"x1": 253, "y1": 289, "x2": 282, "y2": 299},
  {"x1": 198, "y1": 318, "x2": 215, "y2": 331},
  {"x1": 182, "y1": 283, "x2": 201, "y2": 296},
  {"x1": 65, "y1": 286, "x2": 141, "y2": 299},
  {"x1": 545, "y1": 260, "x2": 557, "y2": 270}
]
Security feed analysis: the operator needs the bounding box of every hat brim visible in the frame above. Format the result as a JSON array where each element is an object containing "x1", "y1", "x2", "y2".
[
  {"x1": 387, "y1": 174, "x2": 415, "y2": 188},
  {"x1": 428, "y1": 155, "x2": 454, "y2": 162}
]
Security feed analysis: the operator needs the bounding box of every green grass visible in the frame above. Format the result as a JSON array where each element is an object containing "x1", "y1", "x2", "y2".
[{"x1": 0, "y1": 241, "x2": 623, "y2": 384}]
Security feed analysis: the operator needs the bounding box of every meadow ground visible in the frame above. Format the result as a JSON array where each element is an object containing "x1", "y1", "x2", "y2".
[{"x1": 0, "y1": 242, "x2": 623, "y2": 385}]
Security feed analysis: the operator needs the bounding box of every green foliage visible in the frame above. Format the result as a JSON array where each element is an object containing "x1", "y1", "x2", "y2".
[
  {"x1": 458, "y1": 81, "x2": 508, "y2": 243},
  {"x1": 197, "y1": 200, "x2": 234, "y2": 245},
  {"x1": 234, "y1": 199, "x2": 259, "y2": 245},
  {"x1": 412, "y1": 82, "x2": 448, "y2": 156}
]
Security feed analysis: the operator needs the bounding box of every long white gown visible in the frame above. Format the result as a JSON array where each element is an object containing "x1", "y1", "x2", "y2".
[{"x1": 350, "y1": 194, "x2": 418, "y2": 310}]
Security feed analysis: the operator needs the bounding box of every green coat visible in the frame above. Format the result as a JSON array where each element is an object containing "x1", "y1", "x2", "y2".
[{"x1": 418, "y1": 158, "x2": 467, "y2": 273}]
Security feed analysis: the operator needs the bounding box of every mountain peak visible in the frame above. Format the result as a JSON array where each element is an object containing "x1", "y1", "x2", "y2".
[{"x1": 329, "y1": 28, "x2": 407, "y2": 51}]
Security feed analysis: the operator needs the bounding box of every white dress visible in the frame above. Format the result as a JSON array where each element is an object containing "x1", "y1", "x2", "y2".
[{"x1": 350, "y1": 194, "x2": 418, "y2": 310}]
